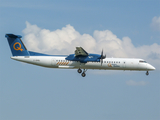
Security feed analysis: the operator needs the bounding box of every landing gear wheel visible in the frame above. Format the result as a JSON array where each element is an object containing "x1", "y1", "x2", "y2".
[
  {"x1": 77, "y1": 68, "x2": 82, "y2": 73},
  {"x1": 146, "y1": 71, "x2": 149, "y2": 76},
  {"x1": 81, "y1": 72, "x2": 86, "y2": 77}
]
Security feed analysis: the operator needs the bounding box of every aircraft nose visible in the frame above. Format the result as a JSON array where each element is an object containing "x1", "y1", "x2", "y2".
[{"x1": 147, "y1": 64, "x2": 156, "y2": 70}]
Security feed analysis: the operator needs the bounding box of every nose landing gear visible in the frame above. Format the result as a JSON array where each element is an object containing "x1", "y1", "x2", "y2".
[
  {"x1": 146, "y1": 71, "x2": 149, "y2": 76},
  {"x1": 77, "y1": 68, "x2": 87, "y2": 77}
]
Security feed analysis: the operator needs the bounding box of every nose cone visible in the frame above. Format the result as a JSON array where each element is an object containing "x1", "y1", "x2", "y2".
[{"x1": 147, "y1": 64, "x2": 156, "y2": 71}]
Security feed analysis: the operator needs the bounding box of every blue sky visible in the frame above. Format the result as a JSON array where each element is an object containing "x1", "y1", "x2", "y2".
[{"x1": 0, "y1": 0, "x2": 160, "y2": 120}]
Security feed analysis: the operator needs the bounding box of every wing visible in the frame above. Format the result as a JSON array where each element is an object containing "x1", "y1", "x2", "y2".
[{"x1": 75, "y1": 47, "x2": 88, "y2": 56}]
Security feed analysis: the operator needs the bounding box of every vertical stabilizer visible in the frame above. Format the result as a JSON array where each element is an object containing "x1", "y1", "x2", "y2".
[{"x1": 5, "y1": 34, "x2": 30, "y2": 56}]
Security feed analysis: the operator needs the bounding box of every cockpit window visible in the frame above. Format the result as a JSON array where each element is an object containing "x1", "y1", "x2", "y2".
[{"x1": 139, "y1": 60, "x2": 147, "y2": 63}]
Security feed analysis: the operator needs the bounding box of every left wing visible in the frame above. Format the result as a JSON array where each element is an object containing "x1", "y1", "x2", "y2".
[
  {"x1": 66, "y1": 47, "x2": 101, "y2": 63},
  {"x1": 75, "y1": 47, "x2": 88, "y2": 56}
]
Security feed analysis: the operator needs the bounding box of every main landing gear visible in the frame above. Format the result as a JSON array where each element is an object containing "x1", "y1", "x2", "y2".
[
  {"x1": 77, "y1": 68, "x2": 87, "y2": 77},
  {"x1": 77, "y1": 68, "x2": 82, "y2": 73},
  {"x1": 146, "y1": 71, "x2": 149, "y2": 76}
]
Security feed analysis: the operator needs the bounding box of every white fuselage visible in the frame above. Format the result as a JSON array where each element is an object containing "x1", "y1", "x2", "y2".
[{"x1": 11, "y1": 56, "x2": 155, "y2": 71}]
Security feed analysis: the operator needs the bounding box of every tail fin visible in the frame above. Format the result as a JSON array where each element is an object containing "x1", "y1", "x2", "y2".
[{"x1": 5, "y1": 34, "x2": 30, "y2": 56}]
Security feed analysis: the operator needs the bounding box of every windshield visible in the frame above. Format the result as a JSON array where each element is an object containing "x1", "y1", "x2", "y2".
[{"x1": 139, "y1": 60, "x2": 147, "y2": 63}]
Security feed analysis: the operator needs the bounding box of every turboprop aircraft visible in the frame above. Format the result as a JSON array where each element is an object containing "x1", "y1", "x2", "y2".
[{"x1": 5, "y1": 34, "x2": 155, "y2": 77}]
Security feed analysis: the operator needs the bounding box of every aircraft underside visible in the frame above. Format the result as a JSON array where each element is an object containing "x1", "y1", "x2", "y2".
[{"x1": 11, "y1": 56, "x2": 154, "y2": 77}]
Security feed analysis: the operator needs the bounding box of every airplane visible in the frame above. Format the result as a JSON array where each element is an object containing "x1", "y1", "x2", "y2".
[{"x1": 5, "y1": 34, "x2": 155, "y2": 77}]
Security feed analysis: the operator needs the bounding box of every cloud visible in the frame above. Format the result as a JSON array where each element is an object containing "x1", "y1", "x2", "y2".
[
  {"x1": 151, "y1": 16, "x2": 160, "y2": 31},
  {"x1": 126, "y1": 80, "x2": 148, "y2": 86},
  {"x1": 22, "y1": 21, "x2": 160, "y2": 69}
]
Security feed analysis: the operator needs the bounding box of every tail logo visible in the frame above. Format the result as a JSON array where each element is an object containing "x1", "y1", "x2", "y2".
[{"x1": 13, "y1": 42, "x2": 23, "y2": 51}]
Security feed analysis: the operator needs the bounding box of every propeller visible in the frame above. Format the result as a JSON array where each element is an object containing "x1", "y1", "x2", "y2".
[{"x1": 100, "y1": 49, "x2": 106, "y2": 66}]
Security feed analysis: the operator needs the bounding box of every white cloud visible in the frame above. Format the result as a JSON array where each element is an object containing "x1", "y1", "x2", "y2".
[
  {"x1": 151, "y1": 16, "x2": 160, "y2": 31},
  {"x1": 126, "y1": 80, "x2": 148, "y2": 86},
  {"x1": 22, "y1": 21, "x2": 160, "y2": 69}
]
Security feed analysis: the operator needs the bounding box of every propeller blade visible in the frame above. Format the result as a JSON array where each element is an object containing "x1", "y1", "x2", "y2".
[
  {"x1": 101, "y1": 49, "x2": 103, "y2": 57},
  {"x1": 101, "y1": 49, "x2": 103, "y2": 66},
  {"x1": 100, "y1": 49, "x2": 106, "y2": 66},
  {"x1": 101, "y1": 59, "x2": 103, "y2": 66}
]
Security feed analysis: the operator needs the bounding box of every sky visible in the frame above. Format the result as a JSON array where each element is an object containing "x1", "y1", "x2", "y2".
[{"x1": 0, "y1": 0, "x2": 160, "y2": 120}]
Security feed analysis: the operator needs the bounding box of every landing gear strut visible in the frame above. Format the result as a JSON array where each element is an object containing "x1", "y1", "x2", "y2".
[
  {"x1": 77, "y1": 68, "x2": 87, "y2": 77},
  {"x1": 81, "y1": 69, "x2": 87, "y2": 77},
  {"x1": 146, "y1": 71, "x2": 149, "y2": 76}
]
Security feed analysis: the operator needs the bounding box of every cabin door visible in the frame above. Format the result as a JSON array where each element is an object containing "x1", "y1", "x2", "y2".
[
  {"x1": 123, "y1": 61, "x2": 126, "y2": 68},
  {"x1": 51, "y1": 58, "x2": 57, "y2": 66}
]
